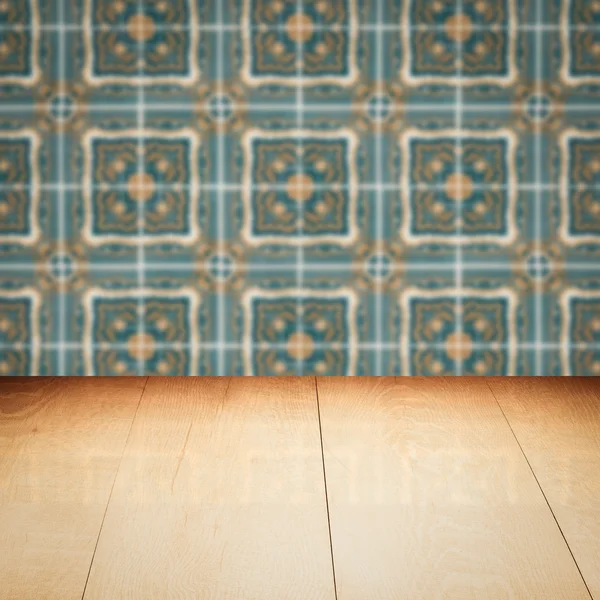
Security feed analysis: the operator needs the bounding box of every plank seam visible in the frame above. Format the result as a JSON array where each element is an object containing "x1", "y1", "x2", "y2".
[
  {"x1": 80, "y1": 376, "x2": 150, "y2": 600},
  {"x1": 486, "y1": 381, "x2": 594, "y2": 600},
  {"x1": 315, "y1": 377, "x2": 339, "y2": 600}
]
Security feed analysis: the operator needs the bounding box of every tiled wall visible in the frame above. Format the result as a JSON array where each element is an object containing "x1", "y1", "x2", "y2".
[{"x1": 0, "y1": 0, "x2": 599, "y2": 375}]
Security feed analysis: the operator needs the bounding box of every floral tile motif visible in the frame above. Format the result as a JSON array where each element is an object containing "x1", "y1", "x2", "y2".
[
  {"x1": 85, "y1": 290, "x2": 199, "y2": 375},
  {"x1": 0, "y1": 0, "x2": 39, "y2": 84},
  {"x1": 562, "y1": 0, "x2": 600, "y2": 84},
  {"x1": 402, "y1": 0, "x2": 516, "y2": 85},
  {"x1": 242, "y1": 0, "x2": 357, "y2": 85},
  {"x1": 561, "y1": 132, "x2": 600, "y2": 244},
  {"x1": 0, "y1": 291, "x2": 39, "y2": 376},
  {"x1": 0, "y1": 132, "x2": 39, "y2": 244},
  {"x1": 402, "y1": 289, "x2": 516, "y2": 376},
  {"x1": 83, "y1": 130, "x2": 200, "y2": 244},
  {"x1": 244, "y1": 289, "x2": 356, "y2": 375},
  {"x1": 242, "y1": 130, "x2": 358, "y2": 245},
  {"x1": 84, "y1": 0, "x2": 198, "y2": 84},
  {"x1": 562, "y1": 291, "x2": 600, "y2": 375},
  {"x1": 401, "y1": 130, "x2": 516, "y2": 244}
]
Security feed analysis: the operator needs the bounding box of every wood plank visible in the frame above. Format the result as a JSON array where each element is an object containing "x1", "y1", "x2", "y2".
[
  {"x1": 83, "y1": 377, "x2": 335, "y2": 600},
  {"x1": 489, "y1": 377, "x2": 600, "y2": 599},
  {"x1": 318, "y1": 377, "x2": 591, "y2": 600},
  {"x1": 0, "y1": 376, "x2": 146, "y2": 600}
]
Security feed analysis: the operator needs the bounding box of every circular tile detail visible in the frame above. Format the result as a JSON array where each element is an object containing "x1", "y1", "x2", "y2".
[
  {"x1": 128, "y1": 172, "x2": 155, "y2": 202},
  {"x1": 445, "y1": 331, "x2": 473, "y2": 361},
  {"x1": 287, "y1": 332, "x2": 315, "y2": 360},
  {"x1": 127, "y1": 333, "x2": 156, "y2": 360},
  {"x1": 287, "y1": 173, "x2": 314, "y2": 202},
  {"x1": 445, "y1": 173, "x2": 474, "y2": 202},
  {"x1": 286, "y1": 13, "x2": 314, "y2": 42},
  {"x1": 127, "y1": 14, "x2": 155, "y2": 41},
  {"x1": 445, "y1": 13, "x2": 473, "y2": 42},
  {"x1": 209, "y1": 253, "x2": 234, "y2": 281}
]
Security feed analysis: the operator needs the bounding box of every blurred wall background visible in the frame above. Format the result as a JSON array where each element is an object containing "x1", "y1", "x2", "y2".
[{"x1": 0, "y1": 0, "x2": 599, "y2": 375}]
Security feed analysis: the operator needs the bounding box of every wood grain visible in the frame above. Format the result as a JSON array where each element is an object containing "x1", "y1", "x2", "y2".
[
  {"x1": 317, "y1": 377, "x2": 591, "y2": 600},
  {"x1": 82, "y1": 377, "x2": 335, "y2": 600},
  {"x1": 489, "y1": 377, "x2": 600, "y2": 599},
  {"x1": 0, "y1": 377, "x2": 146, "y2": 600}
]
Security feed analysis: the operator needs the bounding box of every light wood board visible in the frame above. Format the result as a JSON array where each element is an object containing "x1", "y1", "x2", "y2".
[
  {"x1": 82, "y1": 377, "x2": 335, "y2": 600},
  {"x1": 489, "y1": 377, "x2": 600, "y2": 599},
  {"x1": 2, "y1": 376, "x2": 597, "y2": 600},
  {"x1": 317, "y1": 377, "x2": 591, "y2": 600},
  {"x1": 0, "y1": 377, "x2": 146, "y2": 600}
]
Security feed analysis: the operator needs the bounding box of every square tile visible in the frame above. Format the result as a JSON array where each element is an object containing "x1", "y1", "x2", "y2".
[
  {"x1": 242, "y1": 129, "x2": 358, "y2": 246},
  {"x1": 0, "y1": 0, "x2": 39, "y2": 85},
  {"x1": 560, "y1": 132, "x2": 600, "y2": 245},
  {"x1": 84, "y1": 0, "x2": 200, "y2": 85},
  {"x1": 401, "y1": 289, "x2": 516, "y2": 376},
  {"x1": 243, "y1": 288, "x2": 357, "y2": 375},
  {"x1": 395, "y1": 129, "x2": 518, "y2": 247},
  {"x1": 0, "y1": 291, "x2": 40, "y2": 375},
  {"x1": 242, "y1": 0, "x2": 358, "y2": 86},
  {"x1": 82, "y1": 130, "x2": 201, "y2": 244},
  {"x1": 562, "y1": 290, "x2": 600, "y2": 375},
  {"x1": 0, "y1": 132, "x2": 40, "y2": 244},
  {"x1": 84, "y1": 289, "x2": 200, "y2": 375},
  {"x1": 562, "y1": 0, "x2": 600, "y2": 84},
  {"x1": 402, "y1": 0, "x2": 516, "y2": 86}
]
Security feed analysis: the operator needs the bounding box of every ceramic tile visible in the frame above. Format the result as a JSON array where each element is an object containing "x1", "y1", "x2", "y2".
[{"x1": 1, "y1": 0, "x2": 599, "y2": 374}]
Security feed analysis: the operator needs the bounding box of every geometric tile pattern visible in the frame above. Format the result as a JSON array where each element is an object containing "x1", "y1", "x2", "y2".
[
  {"x1": 1, "y1": 0, "x2": 600, "y2": 375},
  {"x1": 244, "y1": 289, "x2": 357, "y2": 375},
  {"x1": 563, "y1": 291, "x2": 600, "y2": 376},
  {"x1": 402, "y1": 289, "x2": 516, "y2": 376},
  {"x1": 403, "y1": 0, "x2": 516, "y2": 85},
  {"x1": 0, "y1": 132, "x2": 40, "y2": 243},
  {"x1": 242, "y1": 0, "x2": 358, "y2": 86},
  {"x1": 401, "y1": 130, "x2": 516, "y2": 243},
  {"x1": 84, "y1": 289, "x2": 199, "y2": 375},
  {"x1": 0, "y1": 0, "x2": 40, "y2": 84},
  {"x1": 83, "y1": 129, "x2": 199, "y2": 243},
  {"x1": 84, "y1": 0, "x2": 199, "y2": 84},
  {"x1": 242, "y1": 129, "x2": 358, "y2": 245}
]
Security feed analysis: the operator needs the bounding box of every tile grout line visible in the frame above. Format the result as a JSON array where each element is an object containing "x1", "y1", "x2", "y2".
[
  {"x1": 5, "y1": 23, "x2": 600, "y2": 32},
  {"x1": 6, "y1": 102, "x2": 600, "y2": 113},
  {"x1": 454, "y1": 0, "x2": 464, "y2": 376},
  {"x1": 5, "y1": 342, "x2": 600, "y2": 351},
  {"x1": 215, "y1": 0, "x2": 226, "y2": 376},
  {"x1": 80, "y1": 376, "x2": 150, "y2": 600},
  {"x1": 486, "y1": 381, "x2": 594, "y2": 600},
  {"x1": 1, "y1": 183, "x2": 595, "y2": 191},
  {"x1": 134, "y1": 0, "x2": 146, "y2": 376},
  {"x1": 5, "y1": 341, "x2": 600, "y2": 352},
  {"x1": 294, "y1": 0, "x2": 305, "y2": 376},
  {"x1": 374, "y1": 0, "x2": 384, "y2": 376},
  {"x1": 56, "y1": 0, "x2": 66, "y2": 375},
  {"x1": 2, "y1": 261, "x2": 600, "y2": 272},
  {"x1": 314, "y1": 377, "x2": 338, "y2": 600},
  {"x1": 533, "y1": 0, "x2": 544, "y2": 375}
]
